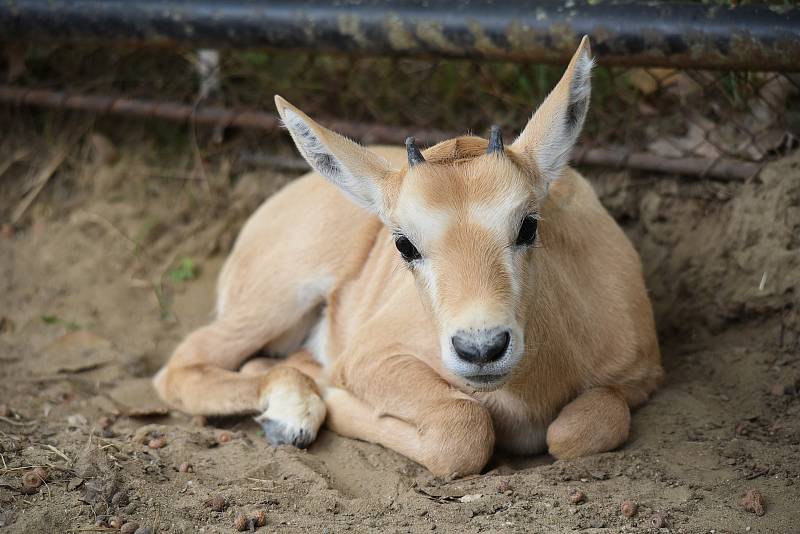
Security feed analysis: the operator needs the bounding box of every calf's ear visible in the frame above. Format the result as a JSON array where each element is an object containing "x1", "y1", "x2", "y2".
[
  {"x1": 511, "y1": 36, "x2": 594, "y2": 186},
  {"x1": 275, "y1": 95, "x2": 396, "y2": 216}
]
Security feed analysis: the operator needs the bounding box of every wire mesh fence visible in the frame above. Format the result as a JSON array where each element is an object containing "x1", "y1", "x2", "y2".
[{"x1": 2, "y1": 42, "x2": 799, "y2": 180}]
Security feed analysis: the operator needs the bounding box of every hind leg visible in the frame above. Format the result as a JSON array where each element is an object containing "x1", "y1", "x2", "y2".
[
  {"x1": 241, "y1": 350, "x2": 324, "y2": 381},
  {"x1": 154, "y1": 175, "x2": 378, "y2": 446},
  {"x1": 239, "y1": 351, "x2": 326, "y2": 446},
  {"x1": 546, "y1": 387, "x2": 630, "y2": 459},
  {"x1": 152, "y1": 253, "x2": 330, "y2": 446},
  {"x1": 153, "y1": 316, "x2": 327, "y2": 447}
]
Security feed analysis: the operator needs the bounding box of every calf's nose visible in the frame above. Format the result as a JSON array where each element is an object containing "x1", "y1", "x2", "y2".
[{"x1": 451, "y1": 329, "x2": 510, "y2": 365}]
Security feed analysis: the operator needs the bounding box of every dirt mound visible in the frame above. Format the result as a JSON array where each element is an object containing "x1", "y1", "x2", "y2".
[
  {"x1": 0, "y1": 124, "x2": 798, "y2": 533},
  {"x1": 628, "y1": 154, "x2": 798, "y2": 342}
]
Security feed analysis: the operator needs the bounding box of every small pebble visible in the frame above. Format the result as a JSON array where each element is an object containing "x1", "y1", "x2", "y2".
[
  {"x1": 218, "y1": 432, "x2": 232, "y2": 444},
  {"x1": 0, "y1": 317, "x2": 13, "y2": 334},
  {"x1": 120, "y1": 522, "x2": 140, "y2": 534},
  {"x1": 205, "y1": 495, "x2": 226, "y2": 512},
  {"x1": 98, "y1": 415, "x2": 115, "y2": 430},
  {"x1": 568, "y1": 488, "x2": 586, "y2": 505},
  {"x1": 741, "y1": 488, "x2": 765, "y2": 516},
  {"x1": 192, "y1": 415, "x2": 208, "y2": 427},
  {"x1": 620, "y1": 499, "x2": 638, "y2": 518},
  {"x1": 253, "y1": 510, "x2": 267, "y2": 527},
  {"x1": 111, "y1": 490, "x2": 128, "y2": 506},
  {"x1": 22, "y1": 467, "x2": 47, "y2": 489},
  {"x1": 770, "y1": 379, "x2": 798, "y2": 396},
  {"x1": 179, "y1": 461, "x2": 193, "y2": 473},
  {"x1": 148, "y1": 435, "x2": 167, "y2": 449},
  {"x1": 497, "y1": 479, "x2": 513, "y2": 493},
  {"x1": 108, "y1": 516, "x2": 123, "y2": 529},
  {"x1": 233, "y1": 513, "x2": 249, "y2": 531},
  {"x1": 650, "y1": 512, "x2": 667, "y2": 528}
]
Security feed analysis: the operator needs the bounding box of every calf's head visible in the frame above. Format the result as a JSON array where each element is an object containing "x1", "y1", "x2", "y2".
[{"x1": 276, "y1": 37, "x2": 593, "y2": 390}]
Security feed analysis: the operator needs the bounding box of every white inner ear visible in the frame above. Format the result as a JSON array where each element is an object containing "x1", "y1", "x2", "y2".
[
  {"x1": 536, "y1": 52, "x2": 594, "y2": 185},
  {"x1": 282, "y1": 109, "x2": 381, "y2": 211}
]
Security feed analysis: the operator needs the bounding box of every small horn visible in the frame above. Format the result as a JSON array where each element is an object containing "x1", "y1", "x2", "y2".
[
  {"x1": 487, "y1": 125, "x2": 504, "y2": 155},
  {"x1": 405, "y1": 136, "x2": 425, "y2": 167}
]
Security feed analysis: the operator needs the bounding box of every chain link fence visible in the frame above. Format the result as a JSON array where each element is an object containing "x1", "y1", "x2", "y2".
[{"x1": 2, "y1": 40, "x2": 799, "y2": 181}]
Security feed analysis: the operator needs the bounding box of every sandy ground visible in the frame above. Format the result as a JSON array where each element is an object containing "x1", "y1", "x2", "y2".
[{"x1": 1, "y1": 120, "x2": 799, "y2": 533}]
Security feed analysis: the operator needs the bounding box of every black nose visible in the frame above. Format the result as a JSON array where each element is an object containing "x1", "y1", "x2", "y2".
[{"x1": 451, "y1": 329, "x2": 511, "y2": 365}]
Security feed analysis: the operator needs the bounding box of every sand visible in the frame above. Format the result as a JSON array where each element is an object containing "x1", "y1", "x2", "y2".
[{"x1": 1, "y1": 125, "x2": 798, "y2": 533}]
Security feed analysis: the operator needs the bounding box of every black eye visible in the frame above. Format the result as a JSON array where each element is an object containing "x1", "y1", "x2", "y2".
[
  {"x1": 515, "y1": 216, "x2": 538, "y2": 246},
  {"x1": 395, "y1": 235, "x2": 422, "y2": 262}
]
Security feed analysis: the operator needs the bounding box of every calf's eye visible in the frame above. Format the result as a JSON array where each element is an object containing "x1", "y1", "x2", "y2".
[
  {"x1": 395, "y1": 235, "x2": 421, "y2": 262},
  {"x1": 515, "y1": 216, "x2": 538, "y2": 246}
]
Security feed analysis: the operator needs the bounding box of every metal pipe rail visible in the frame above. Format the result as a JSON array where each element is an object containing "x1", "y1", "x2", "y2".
[
  {"x1": 1, "y1": 1, "x2": 799, "y2": 71},
  {"x1": 0, "y1": 85, "x2": 763, "y2": 181}
]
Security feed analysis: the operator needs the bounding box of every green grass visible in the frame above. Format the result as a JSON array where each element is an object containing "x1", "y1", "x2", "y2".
[{"x1": 169, "y1": 257, "x2": 198, "y2": 284}]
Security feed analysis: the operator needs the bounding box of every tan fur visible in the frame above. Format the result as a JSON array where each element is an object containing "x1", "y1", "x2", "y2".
[{"x1": 154, "y1": 37, "x2": 662, "y2": 476}]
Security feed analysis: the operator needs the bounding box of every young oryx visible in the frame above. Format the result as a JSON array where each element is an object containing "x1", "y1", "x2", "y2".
[{"x1": 154, "y1": 37, "x2": 663, "y2": 477}]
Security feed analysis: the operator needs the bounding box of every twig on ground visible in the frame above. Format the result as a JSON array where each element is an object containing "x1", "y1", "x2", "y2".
[
  {"x1": 0, "y1": 415, "x2": 38, "y2": 427},
  {"x1": 74, "y1": 209, "x2": 173, "y2": 318},
  {"x1": 0, "y1": 148, "x2": 29, "y2": 179},
  {"x1": 0, "y1": 464, "x2": 45, "y2": 474},
  {"x1": 43, "y1": 444, "x2": 72, "y2": 464},
  {"x1": 123, "y1": 166, "x2": 204, "y2": 181},
  {"x1": 11, "y1": 147, "x2": 69, "y2": 224}
]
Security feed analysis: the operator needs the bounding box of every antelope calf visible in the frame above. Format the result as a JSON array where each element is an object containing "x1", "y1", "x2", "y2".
[{"x1": 154, "y1": 37, "x2": 663, "y2": 476}]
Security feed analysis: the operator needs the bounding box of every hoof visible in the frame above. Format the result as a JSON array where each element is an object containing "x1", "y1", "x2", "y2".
[
  {"x1": 256, "y1": 417, "x2": 316, "y2": 449},
  {"x1": 255, "y1": 384, "x2": 326, "y2": 449}
]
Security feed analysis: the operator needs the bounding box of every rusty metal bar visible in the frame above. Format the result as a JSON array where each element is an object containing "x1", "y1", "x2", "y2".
[
  {"x1": 0, "y1": 85, "x2": 762, "y2": 180},
  {"x1": 0, "y1": 84, "x2": 451, "y2": 145},
  {"x1": 1, "y1": 1, "x2": 799, "y2": 71},
  {"x1": 238, "y1": 149, "x2": 762, "y2": 182},
  {"x1": 571, "y1": 146, "x2": 762, "y2": 182}
]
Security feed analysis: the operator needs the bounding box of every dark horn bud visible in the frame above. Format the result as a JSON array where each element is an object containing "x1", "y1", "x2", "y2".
[
  {"x1": 405, "y1": 136, "x2": 425, "y2": 167},
  {"x1": 487, "y1": 125, "x2": 504, "y2": 155}
]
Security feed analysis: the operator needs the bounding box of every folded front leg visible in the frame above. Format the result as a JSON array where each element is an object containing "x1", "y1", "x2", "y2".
[
  {"x1": 546, "y1": 386, "x2": 630, "y2": 459},
  {"x1": 326, "y1": 354, "x2": 495, "y2": 477}
]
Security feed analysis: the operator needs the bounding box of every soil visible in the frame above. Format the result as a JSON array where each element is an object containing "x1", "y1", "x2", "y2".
[{"x1": 1, "y1": 118, "x2": 799, "y2": 533}]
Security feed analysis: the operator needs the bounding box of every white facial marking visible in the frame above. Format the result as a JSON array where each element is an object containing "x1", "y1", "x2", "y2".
[
  {"x1": 468, "y1": 201, "x2": 516, "y2": 237},
  {"x1": 393, "y1": 187, "x2": 452, "y2": 249},
  {"x1": 415, "y1": 260, "x2": 439, "y2": 309},
  {"x1": 468, "y1": 197, "x2": 530, "y2": 305}
]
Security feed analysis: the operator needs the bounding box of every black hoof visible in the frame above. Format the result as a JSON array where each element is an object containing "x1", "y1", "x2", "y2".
[{"x1": 257, "y1": 418, "x2": 315, "y2": 449}]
